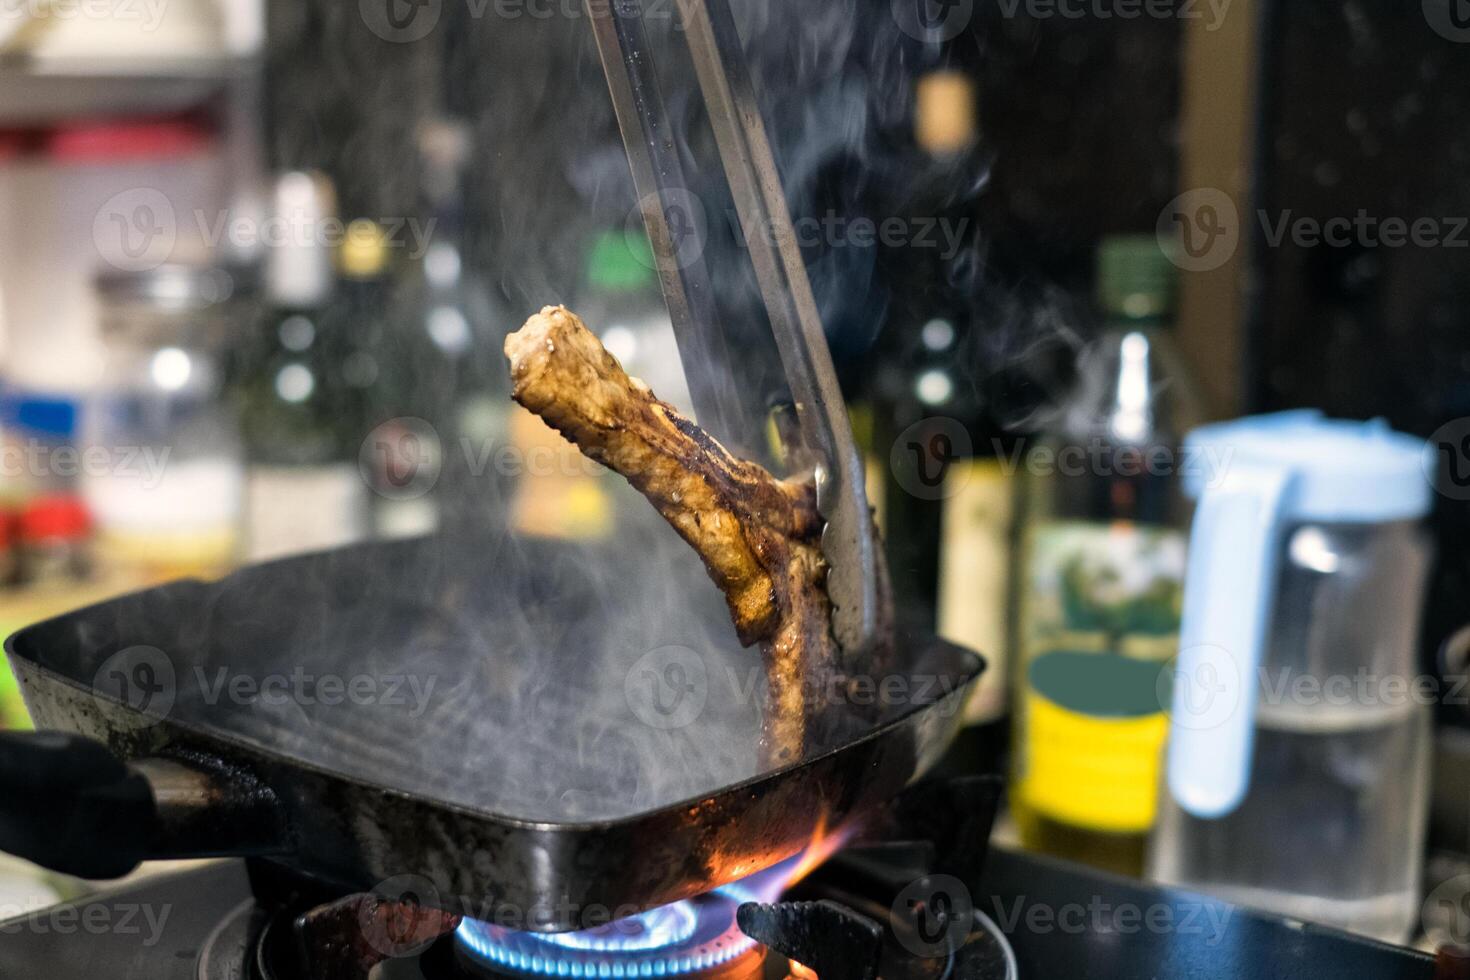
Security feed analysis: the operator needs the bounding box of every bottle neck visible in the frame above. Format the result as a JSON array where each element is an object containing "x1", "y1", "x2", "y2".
[
  {"x1": 337, "y1": 273, "x2": 388, "y2": 302},
  {"x1": 1103, "y1": 314, "x2": 1172, "y2": 335}
]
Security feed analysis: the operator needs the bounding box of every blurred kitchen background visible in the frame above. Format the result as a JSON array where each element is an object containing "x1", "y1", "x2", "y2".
[{"x1": 1, "y1": 0, "x2": 1470, "y2": 956}]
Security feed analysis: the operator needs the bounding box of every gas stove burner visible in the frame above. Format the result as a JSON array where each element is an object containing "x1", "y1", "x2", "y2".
[{"x1": 456, "y1": 882, "x2": 762, "y2": 979}]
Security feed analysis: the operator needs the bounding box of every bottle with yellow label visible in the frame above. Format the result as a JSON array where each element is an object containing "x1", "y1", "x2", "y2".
[{"x1": 1010, "y1": 236, "x2": 1205, "y2": 875}]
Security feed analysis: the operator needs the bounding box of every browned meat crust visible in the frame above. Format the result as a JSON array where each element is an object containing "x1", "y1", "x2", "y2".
[{"x1": 506, "y1": 305, "x2": 837, "y2": 764}]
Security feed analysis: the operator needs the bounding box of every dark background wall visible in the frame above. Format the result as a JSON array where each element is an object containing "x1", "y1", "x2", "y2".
[
  {"x1": 259, "y1": 0, "x2": 1470, "y2": 682},
  {"x1": 1250, "y1": 1, "x2": 1470, "y2": 713}
]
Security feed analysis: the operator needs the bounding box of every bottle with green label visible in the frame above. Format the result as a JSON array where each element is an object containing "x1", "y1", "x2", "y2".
[{"x1": 1010, "y1": 235, "x2": 1206, "y2": 876}]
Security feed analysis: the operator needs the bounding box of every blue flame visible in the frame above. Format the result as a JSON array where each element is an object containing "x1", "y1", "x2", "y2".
[
  {"x1": 539, "y1": 902, "x2": 698, "y2": 953},
  {"x1": 728, "y1": 853, "x2": 805, "y2": 905},
  {"x1": 457, "y1": 882, "x2": 762, "y2": 978}
]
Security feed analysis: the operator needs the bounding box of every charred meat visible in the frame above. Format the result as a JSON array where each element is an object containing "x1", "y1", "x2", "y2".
[{"x1": 505, "y1": 305, "x2": 840, "y2": 764}]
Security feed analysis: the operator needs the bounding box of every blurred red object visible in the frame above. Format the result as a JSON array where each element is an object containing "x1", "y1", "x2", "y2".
[
  {"x1": 19, "y1": 495, "x2": 91, "y2": 543},
  {"x1": 0, "y1": 130, "x2": 30, "y2": 161},
  {"x1": 46, "y1": 114, "x2": 214, "y2": 162}
]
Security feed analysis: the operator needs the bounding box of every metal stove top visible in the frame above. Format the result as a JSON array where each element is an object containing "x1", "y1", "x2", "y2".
[{"x1": 0, "y1": 849, "x2": 1435, "y2": 979}]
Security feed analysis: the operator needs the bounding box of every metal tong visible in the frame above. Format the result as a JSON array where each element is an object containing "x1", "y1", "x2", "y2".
[{"x1": 585, "y1": 0, "x2": 886, "y2": 659}]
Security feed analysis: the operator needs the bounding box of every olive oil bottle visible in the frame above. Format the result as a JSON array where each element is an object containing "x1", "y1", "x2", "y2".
[{"x1": 1010, "y1": 236, "x2": 1204, "y2": 875}]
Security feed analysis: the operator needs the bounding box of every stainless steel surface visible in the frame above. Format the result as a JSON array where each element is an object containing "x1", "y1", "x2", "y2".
[
  {"x1": 588, "y1": 0, "x2": 886, "y2": 660},
  {"x1": 131, "y1": 756, "x2": 284, "y2": 859},
  {"x1": 583, "y1": 0, "x2": 754, "y2": 453},
  {"x1": 674, "y1": 0, "x2": 884, "y2": 661}
]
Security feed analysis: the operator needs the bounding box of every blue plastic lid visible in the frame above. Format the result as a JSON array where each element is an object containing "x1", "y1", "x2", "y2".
[
  {"x1": 1182, "y1": 411, "x2": 1430, "y2": 523},
  {"x1": 2, "y1": 394, "x2": 79, "y2": 439}
]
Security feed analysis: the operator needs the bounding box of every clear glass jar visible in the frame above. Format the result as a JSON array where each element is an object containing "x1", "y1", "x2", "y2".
[
  {"x1": 83, "y1": 264, "x2": 247, "y2": 582},
  {"x1": 1152, "y1": 412, "x2": 1435, "y2": 944}
]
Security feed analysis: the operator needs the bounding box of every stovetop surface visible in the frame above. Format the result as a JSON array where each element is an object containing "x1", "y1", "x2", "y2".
[
  {"x1": 986, "y1": 851, "x2": 1433, "y2": 980},
  {"x1": 0, "y1": 849, "x2": 1434, "y2": 979}
]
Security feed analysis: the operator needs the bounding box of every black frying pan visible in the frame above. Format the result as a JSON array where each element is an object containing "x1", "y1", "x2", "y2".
[{"x1": 0, "y1": 531, "x2": 981, "y2": 931}]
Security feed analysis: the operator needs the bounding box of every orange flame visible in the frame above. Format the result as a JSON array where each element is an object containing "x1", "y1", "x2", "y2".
[
  {"x1": 720, "y1": 812, "x2": 855, "y2": 980},
  {"x1": 766, "y1": 815, "x2": 855, "y2": 980},
  {"x1": 783, "y1": 813, "x2": 836, "y2": 888},
  {"x1": 744, "y1": 810, "x2": 858, "y2": 905}
]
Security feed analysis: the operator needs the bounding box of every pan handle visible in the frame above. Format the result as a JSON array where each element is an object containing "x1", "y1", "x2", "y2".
[{"x1": 0, "y1": 731, "x2": 286, "y2": 879}]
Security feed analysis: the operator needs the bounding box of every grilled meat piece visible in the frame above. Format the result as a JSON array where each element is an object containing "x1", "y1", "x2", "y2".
[{"x1": 506, "y1": 305, "x2": 837, "y2": 764}]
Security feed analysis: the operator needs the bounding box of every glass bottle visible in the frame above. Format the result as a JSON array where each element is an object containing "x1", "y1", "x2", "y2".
[
  {"x1": 87, "y1": 263, "x2": 246, "y2": 581},
  {"x1": 1010, "y1": 234, "x2": 1205, "y2": 875},
  {"x1": 237, "y1": 171, "x2": 367, "y2": 562},
  {"x1": 392, "y1": 119, "x2": 511, "y2": 538}
]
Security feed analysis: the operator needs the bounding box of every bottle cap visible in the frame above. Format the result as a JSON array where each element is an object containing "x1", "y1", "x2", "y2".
[
  {"x1": 4, "y1": 394, "x2": 78, "y2": 439},
  {"x1": 418, "y1": 118, "x2": 471, "y2": 204},
  {"x1": 340, "y1": 219, "x2": 390, "y2": 279},
  {"x1": 1097, "y1": 235, "x2": 1177, "y2": 321},
  {"x1": 1183, "y1": 411, "x2": 1431, "y2": 523},
  {"x1": 916, "y1": 70, "x2": 977, "y2": 156}
]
